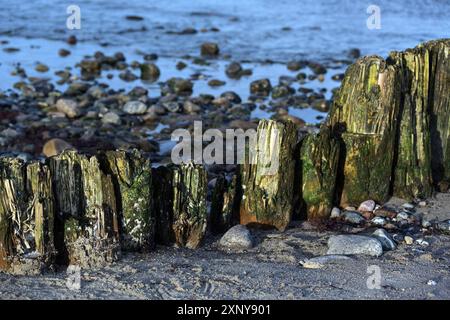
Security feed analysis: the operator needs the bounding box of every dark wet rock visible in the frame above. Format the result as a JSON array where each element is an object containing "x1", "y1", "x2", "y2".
[
  {"x1": 220, "y1": 91, "x2": 242, "y2": 104},
  {"x1": 219, "y1": 225, "x2": 254, "y2": 251},
  {"x1": 79, "y1": 59, "x2": 101, "y2": 79},
  {"x1": 279, "y1": 76, "x2": 296, "y2": 86},
  {"x1": 311, "y1": 99, "x2": 330, "y2": 112},
  {"x1": 296, "y1": 72, "x2": 307, "y2": 81},
  {"x1": 179, "y1": 27, "x2": 197, "y2": 35},
  {"x1": 164, "y1": 77, "x2": 193, "y2": 96},
  {"x1": 208, "y1": 79, "x2": 226, "y2": 87},
  {"x1": 3, "y1": 47, "x2": 20, "y2": 53},
  {"x1": 123, "y1": 101, "x2": 148, "y2": 115},
  {"x1": 308, "y1": 62, "x2": 327, "y2": 75},
  {"x1": 58, "y1": 48, "x2": 71, "y2": 57},
  {"x1": 332, "y1": 73, "x2": 345, "y2": 81},
  {"x1": 119, "y1": 70, "x2": 138, "y2": 82},
  {"x1": 125, "y1": 15, "x2": 144, "y2": 21},
  {"x1": 225, "y1": 62, "x2": 243, "y2": 78},
  {"x1": 201, "y1": 42, "x2": 220, "y2": 56},
  {"x1": 140, "y1": 63, "x2": 160, "y2": 81},
  {"x1": 327, "y1": 235, "x2": 383, "y2": 257},
  {"x1": 183, "y1": 100, "x2": 201, "y2": 114},
  {"x1": 287, "y1": 60, "x2": 306, "y2": 71},
  {"x1": 162, "y1": 101, "x2": 181, "y2": 113},
  {"x1": 250, "y1": 79, "x2": 272, "y2": 96},
  {"x1": 35, "y1": 63, "x2": 49, "y2": 73},
  {"x1": 56, "y1": 99, "x2": 81, "y2": 119},
  {"x1": 176, "y1": 61, "x2": 187, "y2": 70},
  {"x1": 271, "y1": 85, "x2": 294, "y2": 99},
  {"x1": 129, "y1": 86, "x2": 148, "y2": 97},
  {"x1": 65, "y1": 82, "x2": 90, "y2": 96},
  {"x1": 67, "y1": 35, "x2": 77, "y2": 45},
  {"x1": 143, "y1": 53, "x2": 158, "y2": 61},
  {"x1": 348, "y1": 48, "x2": 361, "y2": 59}
]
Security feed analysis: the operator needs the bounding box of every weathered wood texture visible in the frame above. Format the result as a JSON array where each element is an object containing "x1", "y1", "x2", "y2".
[
  {"x1": 49, "y1": 151, "x2": 120, "y2": 267},
  {"x1": 239, "y1": 120, "x2": 298, "y2": 231},
  {"x1": 210, "y1": 173, "x2": 239, "y2": 234},
  {"x1": 327, "y1": 56, "x2": 402, "y2": 206},
  {"x1": 152, "y1": 163, "x2": 208, "y2": 249},
  {"x1": 102, "y1": 150, "x2": 154, "y2": 251},
  {"x1": 299, "y1": 127, "x2": 340, "y2": 220},
  {"x1": 0, "y1": 158, "x2": 55, "y2": 274},
  {"x1": 390, "y1": 39, "x2": 450, "y2": 197}
]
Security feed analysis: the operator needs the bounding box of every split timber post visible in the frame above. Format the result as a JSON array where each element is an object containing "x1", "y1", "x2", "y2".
[{"x1": 239, "y1": 119, "x2": 298, "y2": 231}]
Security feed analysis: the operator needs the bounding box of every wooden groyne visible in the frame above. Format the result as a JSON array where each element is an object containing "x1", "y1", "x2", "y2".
[{"x1": 0, "y1": 39, "x2": 448, "y2": 274}]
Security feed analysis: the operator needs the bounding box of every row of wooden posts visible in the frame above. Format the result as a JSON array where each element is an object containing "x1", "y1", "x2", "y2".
[{"x1": 0, "y1": 39, "x2": 448, "y2": 274}]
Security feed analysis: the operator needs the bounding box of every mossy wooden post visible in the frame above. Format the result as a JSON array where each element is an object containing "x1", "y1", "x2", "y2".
[
  {"x1": 152, "y1": 163, "x2": 208, "y2": 248},
  {"x1": 239, "y1": 120, "x2": 297, "y2": 231},
  {"x1": 327, "y1": 56, "x2": 401, "y2": 207},
  {"x1": 172, "y1": 163, "x2": 208, "y2": 249},
  {"x1": 49, "y1": 151, "x2": 120, "y2": 267},
  {"x1": 299, "y1": 127, "x2": 340, "y2": 220},
  {"x1": 0, "y1": 158, "x2": 55, "y2": 274},
  {"x1": 210, "y1": 173, "x2": 239, "y2": 234},
  {"x1": 102, "y1": 149, "x2": 154, "y2": 251},
  {"x1": 391, "y1": 39, "x2": 450, "y2": 194},
  {"x1": 429, "y1": 40, "x2": 450, "y2": 188}
]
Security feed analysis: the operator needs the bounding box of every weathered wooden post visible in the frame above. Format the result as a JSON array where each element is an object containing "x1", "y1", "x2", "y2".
[
  {"x1": 299, "y1": 127, "x2": 341, "y2": 220},
  {"x1": 239, "y1": 120, "x2": 298, "y2": 231},
  {"x1": 0, "y1": 158, "x2": 55, "y2": 274},
  {"x1": 327, "y1": 56, "x2": 401, "y2": 206},
  {"x1": 210, "y1": 173, "x2": 239, "y2": 234},
  {"x1": 390, "y1": 39, "x2": 449, "y2": 197},
  {"x1": 101, "y1": 149, "x2": 154, "y2": 251},
  {"x1": 152, "y1": 163, "x2": 208, "y2": 249},
  {"x1": 49, "y1": 151, "x2": 120, "y2": 267}
]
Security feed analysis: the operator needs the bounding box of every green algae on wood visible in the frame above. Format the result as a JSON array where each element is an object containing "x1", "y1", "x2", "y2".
[
  {"x1": 239, "y1": 120, "x2": 298, "y2": 231},
  {"x1": 299, "y1": 128, "x2": 340, "y2": 220},
  {"x1": 327, "y1": 56, "x2": 401, "y2": 206},
  {"x1": 49, "y1": 150, "x2": 120, "y2": 267},
  {"x1": 152, "y1": 163, "x2": 208, "y2": 249},
  {"x1": 387, "y1": 39, "x2": 450, "y2": 198},
  {"x1": 101, "y1": 149, "x2": 154, "y2": 251},
  {"x1": 171, "y1": 163, "x2": 208, "y2": 248}
]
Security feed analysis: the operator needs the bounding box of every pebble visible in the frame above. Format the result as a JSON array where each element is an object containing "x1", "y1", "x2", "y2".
[
  {"x1": 372, "y1": 228, "x2": 396, "y2": 251},
  {"x1": 404, "y1": 236, "x2": 414, "y2": 245},
  {"x1": 42, "y1": 138, "x2": 74, "y2": 157},
  {"x1": 250, "y1": 79, "x2": 272, "y2": 96},
  {"x1": 58, "y1": 48, "x2": 71, "y2": 57},
  {"x1": 219, "y1": 225, "x2": 254, "y2": 251},
  {"x1": 358, "y1": 200, "x2": 376, "y2": 212},
  {"x1": 300, "y1": 255, "x2": 352, "y2": 269},
  {"x1": 208, "y1": 79, "x2": 226, "y2": 87},
  {"x1": 416, "y1": 238, "x2": 429, "y2": 246},
  {"x1": 140, "y1": 63, "x2": 160, "y2": 81},
  {"x1": 327, "y1": 235, "x2": 383, "y2": 257},
  {"x1": 225, "y1": 62, "x2": 243, "y2": 78},
  {"x1": 123, "y1": 101, "x2": 148, "y2": 115},
  {"x1": 396, "y1": 211, "x2": 410, "y2": 220},
  {"x1": 56, "y1": 99, "x2": 80, "y2": 118},
  {"x1": 35, "y1": 63, "x2": 49, "y2": 73},
  {"x1": 102, "y1": 111, "x2": 121, "y2": 125},
  {"x1": 201, "y1": 42, "x2": 220, "y2": 56},
  {"x1": 371, "y1": 216, "x2": 387, "y2": 226},
  {"x1": 402, "y1": 203, "x2": 415, "y2": 210},
  {"x1": 343, "y1": 211, "x2": 366, "y2": 224},
  {"x1": 330, "y1": 207, "x2": 341, "y2": 219}
]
